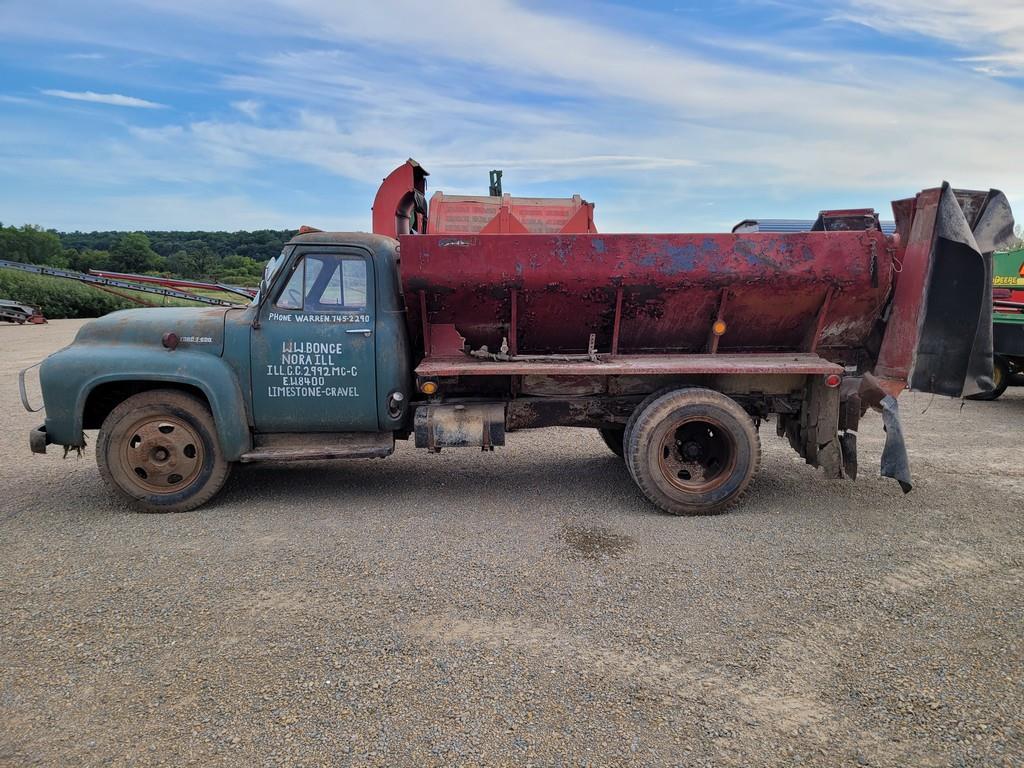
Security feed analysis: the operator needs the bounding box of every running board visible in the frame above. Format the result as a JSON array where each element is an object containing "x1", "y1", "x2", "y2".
[{"x1": 239, "y1": 432, "x2": 394, "y2": 463}]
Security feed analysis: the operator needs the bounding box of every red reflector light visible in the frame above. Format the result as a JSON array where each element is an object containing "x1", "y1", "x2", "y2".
[
  {"x1": 825, "y1": 373, "x2": 841, "y2": 388},
  {"x1": 993, "y1": 288, "x2": 1012, "y2": 299},
  {"x1": 161, "y1": 332, "x2": 179, "y2": 350}
]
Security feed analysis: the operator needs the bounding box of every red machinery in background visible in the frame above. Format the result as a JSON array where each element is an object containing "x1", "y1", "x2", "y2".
[
  {"x1": 0, "y1": 299, "x2": 46, "y2": 324},
  {"x1": 372, "y1": 159, "x2": 597, "y2": 237}
]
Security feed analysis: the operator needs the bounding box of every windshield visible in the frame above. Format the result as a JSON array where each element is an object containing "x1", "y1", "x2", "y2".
[{"x1": 252, "y1": 249, "x2": 286, "y2": 305}]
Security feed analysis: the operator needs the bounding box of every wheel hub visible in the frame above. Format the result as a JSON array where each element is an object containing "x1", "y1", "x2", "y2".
[
  {"x1": 119, "y1": 417, "x2": 204, "y2": 495},
  {"x1": 659, "y1": 418, "x2": 736, "y2": 493},
  {"x1": 680, "y1": 440, "x2": 703, "y2": 460}
]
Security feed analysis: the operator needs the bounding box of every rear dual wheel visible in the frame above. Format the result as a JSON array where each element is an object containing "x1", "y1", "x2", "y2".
[
  {"x1": 624, "y1": 388, "x2": 760, "y2": 516},
  {"x1": 597, "y1": 385, "x2": 679, "y2": 458}
]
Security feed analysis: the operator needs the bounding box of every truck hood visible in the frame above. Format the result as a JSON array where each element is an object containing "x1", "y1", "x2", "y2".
[{"x1": 73, "y1": 307, "x2": 231, "y2": 355}]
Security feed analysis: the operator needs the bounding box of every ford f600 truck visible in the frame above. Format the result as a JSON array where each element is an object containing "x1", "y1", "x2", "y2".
[{"x1": 22, "y1": 162, "x2": 1015, "y2": 514}]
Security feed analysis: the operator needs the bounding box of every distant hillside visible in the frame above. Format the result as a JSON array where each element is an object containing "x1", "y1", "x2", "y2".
[{"x1": 1, "y1": 224, "x2": 293, "y2": 316}]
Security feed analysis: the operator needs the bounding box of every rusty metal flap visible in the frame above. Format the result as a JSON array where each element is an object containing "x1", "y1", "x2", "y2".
[{"x1": 910, "y1": 186, "x2": 1015, "y2": 396}]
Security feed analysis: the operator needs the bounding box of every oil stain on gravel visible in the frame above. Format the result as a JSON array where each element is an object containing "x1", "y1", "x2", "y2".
[{"x1": 559, "y1": 523, "x2": 635, "y2": 561}]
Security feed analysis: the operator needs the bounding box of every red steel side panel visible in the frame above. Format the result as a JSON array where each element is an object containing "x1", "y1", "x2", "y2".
[
  {"x1": 875, "y1": 187, "x2": 938, "y2": 384},
  {"x1": 400, "y1": 231, "x2": 893, "y2": 362}
]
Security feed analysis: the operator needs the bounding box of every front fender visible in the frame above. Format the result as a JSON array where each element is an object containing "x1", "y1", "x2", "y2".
[{"x1": 40, "y1": 346, "x2": 252, "y2": 461}]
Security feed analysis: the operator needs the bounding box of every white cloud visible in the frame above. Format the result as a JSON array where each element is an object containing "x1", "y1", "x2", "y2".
[
  {"x1": 3, "y1": 1, "x2": 1023, "y2": 230},
  {"x1": 231, "y1": 99, "x2": 261, "y2": 119},
  {"x1": 835, "y1": 1, "x2": 1024, "y2": 75},
  {"x1": 0, "y1": 192, "x2": 361, "y2": 232},
  {"x1": 41, "y1": 89, "x2": 166, "y2": 109},
  {"x1": 434, "y1": 156, "x2": 699, "y2": 172},
  {"x1": 194, "y1": 2, "x2": 1024, "y2": 196}
]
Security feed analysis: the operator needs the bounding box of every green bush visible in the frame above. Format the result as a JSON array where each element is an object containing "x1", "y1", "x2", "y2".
[
  {"x1": 0, "y1": 223, "x2": 67, "y2": 266},
  {"x1": 0, "y1": 269, "x2": 136, "y2": 319},
  {"x1": 214, "y1": 271, "x2": 261, "y2": 288}
]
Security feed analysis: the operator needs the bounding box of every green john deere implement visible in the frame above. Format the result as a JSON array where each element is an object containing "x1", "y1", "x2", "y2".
[{"x1": 973, "y1": 248, "x2": 1024, "y2": 400}]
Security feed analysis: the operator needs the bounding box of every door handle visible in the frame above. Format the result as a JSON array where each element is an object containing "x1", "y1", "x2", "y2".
[{"x1": 346, "y1": 328, "x2": 372, "y2": 337}]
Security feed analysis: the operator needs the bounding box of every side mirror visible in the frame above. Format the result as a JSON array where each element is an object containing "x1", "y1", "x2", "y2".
[
  {"x1": 252, "y1": 280, "x2": 266, "y2": 330},
  {"x1": 252, "y1": 254, "x2": 282, "y2": 330}
]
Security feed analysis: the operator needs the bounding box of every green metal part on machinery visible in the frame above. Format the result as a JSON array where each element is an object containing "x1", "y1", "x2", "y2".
[
  {"x1": 989, "y1": 248, "x2": 1024, "y2": 397},
  {"x1": 993, "y1": 248, "x2": 1024, "y2": 327}
]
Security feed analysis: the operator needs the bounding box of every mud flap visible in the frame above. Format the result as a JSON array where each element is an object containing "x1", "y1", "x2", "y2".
[
  {"x1": 851, "y1": 373, "x2": 912, "y2": 492},
  {"x1": 781, "y1": 376, "x2": 845, "y2": 479},
  {"x1": 878, "y1": 395, "x2": 911, "y2": 493},
  {"x1": 838, "y1": 432, "x2": 857, "y2": 480}
]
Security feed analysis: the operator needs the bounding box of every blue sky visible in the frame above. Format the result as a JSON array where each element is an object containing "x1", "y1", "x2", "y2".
[{"x1": 1, "y1": 0, "x2": 1022, "y2": 233}]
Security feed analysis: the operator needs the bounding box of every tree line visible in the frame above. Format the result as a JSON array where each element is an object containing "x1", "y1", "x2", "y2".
[{"x1": 0, "y1": 224, "x2": 296, "y2": 288}]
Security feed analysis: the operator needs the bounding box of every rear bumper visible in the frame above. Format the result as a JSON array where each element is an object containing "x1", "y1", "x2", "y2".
[{"x1": 29, "y1": 424, "x2": 50, "y2": 455}]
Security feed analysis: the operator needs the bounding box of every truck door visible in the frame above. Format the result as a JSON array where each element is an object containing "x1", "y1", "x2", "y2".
[{"x1": 250, "y1": 247, "x2": 378, "y2": 432}]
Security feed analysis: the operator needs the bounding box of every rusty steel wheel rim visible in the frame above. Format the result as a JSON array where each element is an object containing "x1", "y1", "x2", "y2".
[
  {"x1": 657, "y1": 416, "x2": 737, "y2": 494},
  {"x1": 117, "y1": 415, "x2": 205, "y2": 495}
]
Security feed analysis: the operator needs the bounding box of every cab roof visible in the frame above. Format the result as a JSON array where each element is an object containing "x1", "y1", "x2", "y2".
[{"x1": 286, "y1": 231, "x2": 397, "y2": 248}]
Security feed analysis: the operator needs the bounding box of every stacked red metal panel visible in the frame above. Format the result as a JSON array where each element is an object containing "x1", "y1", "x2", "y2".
[
  {"x1": 427, "y1": 192, "x2": 596, "y2": 234},
  {"x1": 371, "y1": 159, "x2": 596, "y2": 237}
]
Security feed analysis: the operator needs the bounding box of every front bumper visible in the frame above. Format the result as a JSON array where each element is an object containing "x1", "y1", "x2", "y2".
[{"x1": 29, "y1": 424, "x2": 50, "y2": 455}]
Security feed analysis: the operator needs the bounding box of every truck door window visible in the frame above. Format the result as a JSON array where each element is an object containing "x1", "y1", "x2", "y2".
[
  {"x1": 274, "y1": 254, "x2": 368, "y2": 310},
  {"x1": 276, "y1": 261, "x2": 305, "y2": 309}
]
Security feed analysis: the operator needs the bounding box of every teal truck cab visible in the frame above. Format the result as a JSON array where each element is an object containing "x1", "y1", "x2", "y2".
[
  {"x1": 23, "y1": 165, "x2": 1015, "y2": 515},
  {"x1": 28, "y1": 233, "x2": 410, "y2": 511}
]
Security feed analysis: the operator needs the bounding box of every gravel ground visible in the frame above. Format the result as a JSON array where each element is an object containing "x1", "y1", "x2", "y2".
[{"x1": 1, "y1": 319, "x2": 1022, "y2": 767}]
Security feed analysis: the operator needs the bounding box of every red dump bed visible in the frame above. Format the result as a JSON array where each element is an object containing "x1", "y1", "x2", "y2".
[
  {"x1": 400, "y1": 230, "x2": 891, "y2": 366},
  {"x1": 375, "y1": 160, "x2": 1011, "y2": 398}
]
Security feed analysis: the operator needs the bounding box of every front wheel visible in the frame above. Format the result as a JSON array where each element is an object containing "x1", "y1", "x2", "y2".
[
  {"x1": 625, "y1": 388, "x2": 760, "y2": 516},
  {"x1": 97, "y1": 389, "x2": 231, "y2": 513}
]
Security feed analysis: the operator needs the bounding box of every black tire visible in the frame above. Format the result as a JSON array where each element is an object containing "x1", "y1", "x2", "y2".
[
  {"x1": 598, "y1": 427, "x2": 625, "y2": 458},
  {"x1": 97, "y1": 389, "x2": 231, "y2": 513},
  {"x1": 622, "y1": 387, "x2": 680, "y2": 482},
  {"x1": 625, "y1": 388, "x2": 760, "y2": 516},
  {"x1": 967, "y1": 355, "x2": 1010, "y2": 401}
]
